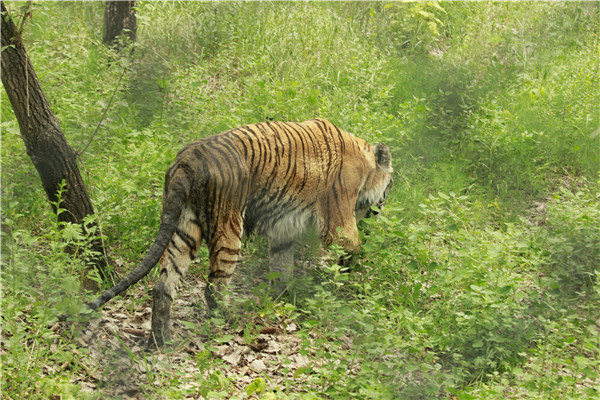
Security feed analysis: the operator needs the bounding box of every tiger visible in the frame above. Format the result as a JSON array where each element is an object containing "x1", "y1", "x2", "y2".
[{"x1": 87, "y1": 118, "x2": 393, "y2": 346}]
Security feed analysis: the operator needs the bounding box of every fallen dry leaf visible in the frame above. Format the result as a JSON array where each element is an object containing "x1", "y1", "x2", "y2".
[
  {"x1": 260, "y1": 326, "x2": 277, "y2": 335},
  {"x1": 249, "y1": 359, "x2": 267, "y2": 371},
  {"x1": 122, "y1": 327, "x2": 146, "y2": 337}
]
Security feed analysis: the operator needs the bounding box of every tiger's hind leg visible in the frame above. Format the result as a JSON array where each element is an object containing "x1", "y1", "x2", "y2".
[
  {"x1": 204, "y1": 214, "x2": 243, "y2": 312},
  {"x1": 268, "y1": 239, "x2": 295, "y2": 295},
  {"x1": 150, "y1": 208, "x2": 202, "y2": 347}
]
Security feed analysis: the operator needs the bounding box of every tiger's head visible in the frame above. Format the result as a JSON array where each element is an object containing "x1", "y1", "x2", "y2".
[{"x1": 355, "y1": 143, "x2": 393, "y2": 220}]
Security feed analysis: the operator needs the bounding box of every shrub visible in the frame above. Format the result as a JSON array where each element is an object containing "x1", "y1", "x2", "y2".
[{"x1": 544, "y1": 186, "x2": 600, "y2": 294}]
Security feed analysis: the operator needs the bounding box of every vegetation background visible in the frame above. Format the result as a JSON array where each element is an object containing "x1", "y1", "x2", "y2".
[{"x1": 1, "y1": 1, "x2": 598, "y2": 399}]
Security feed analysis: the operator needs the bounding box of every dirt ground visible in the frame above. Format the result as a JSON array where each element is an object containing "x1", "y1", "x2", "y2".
[{"x1": 68, "y1": 258, "x2": 327, "y2": 399}]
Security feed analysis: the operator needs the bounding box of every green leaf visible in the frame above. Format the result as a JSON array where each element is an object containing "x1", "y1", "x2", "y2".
[
  {"x1": 294, "y1": 366, "x2": 313, "y2": 378},
  {"x1": 180, "y1": 320, "x2": 196, "y2": 329},
  {"x1": 266, "y1": 271, "x2": 282, "y2": 280},
  {"x1": 245, "y1": 377, "x2": 267, "y2": 396},
  {"x1": 214, "y1": 334, "x2": 233, "y2": 344}
]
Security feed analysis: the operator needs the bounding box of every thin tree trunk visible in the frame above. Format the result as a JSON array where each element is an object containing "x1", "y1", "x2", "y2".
[
  {"x1": 103, "y1": 1, "x2": 137, "y2": 48},
  {"x1": 1, "y1": 2, "x2": 112, "y2": 285}
]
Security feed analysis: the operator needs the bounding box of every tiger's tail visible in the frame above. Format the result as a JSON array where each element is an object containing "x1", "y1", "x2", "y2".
[{"x1": 86, "y1": 168, "x2": 191, "y2": 311}]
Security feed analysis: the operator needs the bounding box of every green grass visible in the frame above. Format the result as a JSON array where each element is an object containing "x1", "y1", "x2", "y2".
[{"x1": 1, "y1": 2, "x2": 599, "y2": 399}]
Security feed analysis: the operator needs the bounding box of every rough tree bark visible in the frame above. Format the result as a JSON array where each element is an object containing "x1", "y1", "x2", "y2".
[
  {"x1": 1, "y1": 2, "x2": 112, "y2": 284},
  {"x1": 103, "y1": 1, "x2": 137, "y2": 48}
]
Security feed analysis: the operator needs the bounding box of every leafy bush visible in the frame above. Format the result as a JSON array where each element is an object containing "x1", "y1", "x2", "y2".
[
  {"x1": 544, "y1": 186, "x2": 600, "y2": 294},
  {"x1": 1, "y1": 191, "x2": 98, "y2": 399}
]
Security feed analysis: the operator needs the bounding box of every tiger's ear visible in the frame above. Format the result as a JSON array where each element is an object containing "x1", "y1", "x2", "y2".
[{"x1": 373, "y1": 143, "x2": 393, "y2": 173}]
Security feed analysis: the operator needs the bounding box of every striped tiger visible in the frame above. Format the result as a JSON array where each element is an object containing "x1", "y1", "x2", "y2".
[{"x1": 88, "y1": 118, "x2": 393, "y2": 346}]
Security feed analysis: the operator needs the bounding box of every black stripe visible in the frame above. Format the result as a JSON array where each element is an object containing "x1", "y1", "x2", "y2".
[
  {"x1": 213, "y1": 246, "x2": 240, "y2": 258},
  {"x1": 218, "y1": 259, "x2": 238, "y2": 265},
  {"x1": 295, "y1": 122, "x2": 322, "y2": 159},
  {"x1": 244, "y1": 124, "x2": 280, "y2": 206},
  {"x1": 206, "y1": 141, "x2": 233, "y2": 164},
  {"x1": 238, "y1": 134, "x2": 249, "y2": 159},
  {"x1": 168, "y1": 256, "x2": 183, "y2": 276},
  {"x1": 239, "y1": 126, "x2": 259, "y2": 175},
  {"x1": 329, "y1": 121, "x2": 346, "y2": 153},
  {"x1": 270, "y1": 241, "x2": 294, "y2": 254},
  {"x1": 220, "y1": 246, "x2": 240, "y2": 255},
  {"x1": 273, "y1": 126, "x2": 285, "y2": 167},
  {"x1": 280, "y1": 125, "x2": 295, "y2": 179},
  {"x1": 228, "y1": 219, "x2": 243, "y2": 239},
  {"x1": 205, "y1": 146, "x2": 228, "y2": 184},
  {"x1": 177, "y1": 161, "x2": 196, "y2": 180},
  {"x1": 247, "y1": 125, "x2": 266, "y2": 180},
  {"x1": 254, "y1": 122, "x2": 275, "y2": 178},
  {"x1": 208, "y1": 270, "x2": 233, "y2": 279},
  {"x1": 175, "y1": 228, "x2": 196, "y2": 251},
  {"x1": 283, "y1": 123, "x2": 316, "y2": 195},
  {"x1": 314, "y1": 119, "x2": 333, "y2": 174},
  {"x1": 170, "y1": 238, "x2": 181, "y2": 252}
]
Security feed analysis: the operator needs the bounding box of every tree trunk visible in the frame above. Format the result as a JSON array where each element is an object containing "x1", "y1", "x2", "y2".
[
  {"x1": 1, "y1": 2, "x2": 112, "y2": 284},
  {"x1": 103, "y1": 1, "x2": 137, "y2": 47}
]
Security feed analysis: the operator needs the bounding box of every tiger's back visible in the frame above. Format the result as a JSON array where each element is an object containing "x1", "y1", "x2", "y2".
[{"x1": 173, "y1": 119, "x2": 379, "y2": 243}]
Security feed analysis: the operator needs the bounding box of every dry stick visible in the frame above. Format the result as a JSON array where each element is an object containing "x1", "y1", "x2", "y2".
[
  {"x1": 79, "y1": 67, "x2": 126, "y2": 155},
  {"x1": 77, "y1": 153, "x2": 116, "y2": 283},
  {"x1": 77, "y1": 68, "x2": 127, "y2": 284}
]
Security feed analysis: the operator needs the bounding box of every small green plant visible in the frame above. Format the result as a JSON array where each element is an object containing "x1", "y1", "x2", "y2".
[
  {"x1": 544, "y1": 186, "x2": 600, "y2": 294},
  {"x1": 0, "y1": 184, "x2": 101, "y2": 399}
]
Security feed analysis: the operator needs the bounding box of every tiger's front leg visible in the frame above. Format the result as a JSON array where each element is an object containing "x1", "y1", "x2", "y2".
[
  {"x1": 204, "y1": 216, "x2": 243, "y2": 312},
  {"x1": 268, "y1": 239, "x2": 295, "y2": 294}
]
